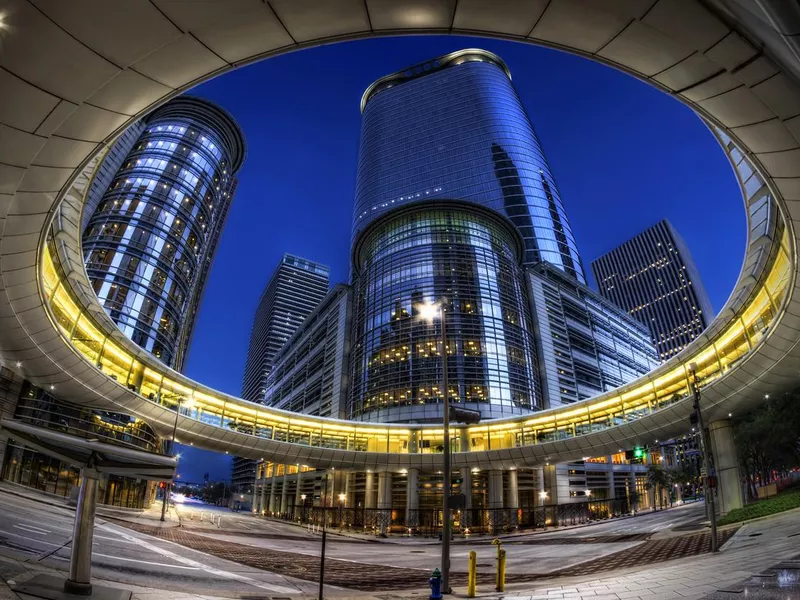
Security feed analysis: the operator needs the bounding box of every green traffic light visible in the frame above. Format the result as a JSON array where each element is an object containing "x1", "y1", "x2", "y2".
[{"x1": 634, "y1": 447, "x2": 644, "y2": 459}]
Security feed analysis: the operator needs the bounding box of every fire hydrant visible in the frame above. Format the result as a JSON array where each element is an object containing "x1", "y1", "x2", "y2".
[{"x1": 429, "y1": 567, "x2": 443, "y2": 600}]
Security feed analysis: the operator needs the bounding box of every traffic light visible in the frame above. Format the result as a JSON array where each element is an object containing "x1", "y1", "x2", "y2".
[
  {"x1": 634, "y1": 447, "x2": 645, "y2": 460},
  {"x1": 449, "y1": 406, "x2": 481, "y2": 424}
]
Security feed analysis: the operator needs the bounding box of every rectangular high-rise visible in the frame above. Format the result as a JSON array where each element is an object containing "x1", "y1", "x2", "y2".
[
  {"x1": 591, "y1": 220, "x2": 714, "y2": 361},
  {"x1": 234, "y1": 254, "x2": 329, "y2": 493}
]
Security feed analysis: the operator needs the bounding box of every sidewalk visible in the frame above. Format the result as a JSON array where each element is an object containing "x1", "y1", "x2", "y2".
[
  {"x1": 0, "y1": 482, "x2": 180, "y2": 529},
  {"x1": 487, "y1": 507, "x2": 800, "y2": 600}
]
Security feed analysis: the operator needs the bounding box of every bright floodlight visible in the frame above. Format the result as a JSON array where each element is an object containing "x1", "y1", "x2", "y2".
[
  {"x1": 417, "y1": 301, "x2": 440, "y2": 322},
  {"x1": 538, "y1": 491, "x2": 548, "y2": 500}
]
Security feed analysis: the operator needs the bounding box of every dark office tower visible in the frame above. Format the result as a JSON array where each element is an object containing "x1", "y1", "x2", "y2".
[
  {"x1": 349, "y1": 201, "x2": 540, "y2": 422},
  {"x1": 82, "y1": 96, "x2": 245, "y2": 371},
  {"x1": 354, "y1": 49, "x2": 585, "y2": 283},
  {"x1": 591, "y1": 220, "x2": 714, "y2": 362},
  {"x1": 241, "y1": 254, "x2": 331, "y2": 403}
]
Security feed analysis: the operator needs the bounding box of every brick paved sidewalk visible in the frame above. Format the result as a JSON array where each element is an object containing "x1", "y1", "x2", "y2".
[{"x1": 491, "y1": 508, "x2": 800, "y2": 600}]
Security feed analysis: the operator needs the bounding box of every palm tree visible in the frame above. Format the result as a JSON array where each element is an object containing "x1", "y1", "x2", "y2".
[{"x1": 645, "y1": 464, "x2": 671, "y2": 510}]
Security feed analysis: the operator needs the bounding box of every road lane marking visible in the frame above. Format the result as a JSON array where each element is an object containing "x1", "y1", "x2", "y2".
[
  {"x1": 99, "y1": 525, "x2": 299, "y2": 594},
  {"x1": 92, "y1": 553, "x2": 201, "y2": 570},
  {"x1": 14, "y1": 524, "x2": 49, "y2": 535}
]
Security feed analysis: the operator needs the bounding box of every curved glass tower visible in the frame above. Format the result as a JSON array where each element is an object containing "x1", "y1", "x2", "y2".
[
  {"x1": 354, "y1": 49, "x2": 585, "y2": 283},
  {"x1": 83, "y1": 96, "x2": 245, "y2": 370},
  {"x1": 349, "y1": 200, "x2": 540, "y2": 422}
]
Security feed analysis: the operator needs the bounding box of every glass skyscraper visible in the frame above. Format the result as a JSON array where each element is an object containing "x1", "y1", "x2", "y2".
[
  {"x1": 354, "y1": 49, "x2": 584, "y2": 283},
  {"x1": 350, "y1": 201, "x2": 539, "y2": 422},
  {"x1": 591, "y1": 220, "x2": 714, "y2": 361},
  {"x1": 83, "y1": 96, "x2": 245, "y2": 371}
]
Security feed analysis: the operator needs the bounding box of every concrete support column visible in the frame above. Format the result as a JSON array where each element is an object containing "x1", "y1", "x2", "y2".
[
  {"x1": 251, "y1": 482, "x2": 258, "y2": 513},
  {"x1": 629, "y1": 467, "x2": 638, "y2": 513},
  {"x1": 377, "y1": 471, "x2": 392, "y2": 536},
  {"x1": 294, "y1": 470, "x2": 303, "y2": 518},
  {"x1": 537, "y1": 467, "x2": 546, "y2": 506},
  {"x1": 488, "y1": 469, "x2": 503, "y2": 534},
  {"x1": 267, "y1": 464, "x2": 277, "y2": 514},
  {"x1": 459, "y1": 430, "x2": 472, "y2": 520},
  {"x1": 260, "y1": 466, "x2": 268, "y2": 515},
  {"x1": 64, "y1": 468, "x2": 100, "y2": 595},
  {"x1": 543, "y1": 464, "x2": 559, "y2": 505},
  {"x1": 607, "y1": 456, "x2": 616, "y2": 500},
  {"x1": 280, "y1": 465, "x2": 289, "y2": 516},
  {"x1": 344, "y1": 472, "x2": 355, "y2": 508},
  {"x1": 364, "y1": 471, "x2": 375, "y2": 509},
  {"x1": 709, "y1": 419, "x2": 744, "y2": 515},
  {"x1": 506, "y1": 469, "x2": 519, "y2": 510},
  {"x1": 405, "y1": 468, "x2": 419, "y2": 527}
]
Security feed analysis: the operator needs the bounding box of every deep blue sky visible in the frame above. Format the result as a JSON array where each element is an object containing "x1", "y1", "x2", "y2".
[{"x1": 176, "y1": 36, "x2": 744, "y2": 483}]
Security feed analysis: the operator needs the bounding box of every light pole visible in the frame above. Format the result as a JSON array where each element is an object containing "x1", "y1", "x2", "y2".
[
  {"x1": 418, "y1": 300, "x2": 451, "y2": 594},
  {"x1": 687, "y1": 363, "x2": 718, "y2": 552},
  {"x1": 161, "y1": 396, "x2": 194, "y2": 521}
]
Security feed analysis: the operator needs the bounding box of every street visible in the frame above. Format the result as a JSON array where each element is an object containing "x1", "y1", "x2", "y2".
[{"x1": 0, "y1": 491, "x2": 316, "y2": 597}]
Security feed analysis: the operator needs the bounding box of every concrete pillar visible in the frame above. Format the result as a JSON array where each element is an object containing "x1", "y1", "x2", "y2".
[
  {"x1": 377, "y1": 471, "x2": 392, "y2": 536},
  {"x1": 364, "y1": 471, "x2": 375, "y2": 509},
  {"x1": 251, "y1": 481, "x2": 258, "y2": 513},
  {"x1": 64, "y1": 468, "x2": 100, "y2": 595},
  {"x1": 267, "y1": 463, "x2": 277, "y2": 514},
  {"x1": 344, "y1": 472, "x2": 355, "y2": 508},
  {"x1": 294, "y1": 469, "x2": 303, "y2": 518},
  {"x1": 260, "y1": 466, "x2": 268, "y2": 515},
  {"x1": 607, "y1": 456, "x2": 616, "y2": 500},
  {"x1": 280, "y1": 465, "x2": 289, "y2": 516},
  {"x1": 709, "y1": 419, "x2": 744, "y2": 515},
  {"x1": 537, "y1": 467, "x2": 546, "y2": 506},
  {"x1": 459, "y1": 430, "x2": 472, "y2": 516},
  {"x1": 405, "y1": 468, "x2": 419, "y2": 527},
  {"x1": 629, "y1": 467, "x2": 638, "y2": 512},
  {"x1": 543, "y1": 464, "x2": 559, "y2": 505},
  {"x1": 506, "y1": 469, "x2": 519, "y2": 509},
  {"x1": 488, "y1": 469, "x2": 503, "y2": 534}
]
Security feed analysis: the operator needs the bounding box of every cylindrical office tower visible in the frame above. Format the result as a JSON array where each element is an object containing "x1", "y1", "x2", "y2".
[
  {"x1": 349, "y1": 200, "x2": 540, "y2": 422},
  {"x1": 82, "y1": 96, "x2": 245, "y2": 370},
  {"x1": 354, "y1": 49, "x2": 585, "y2": 283}
]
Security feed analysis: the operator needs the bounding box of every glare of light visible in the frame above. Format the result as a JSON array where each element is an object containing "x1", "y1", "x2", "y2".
[
  {"x1": 539, "y1": 491, "x2": 548, "y2": 500},
  {"x1": 416, "y1": 301, "x2": 441, "y2": 323},
  {"x1": 301, "y1": 494, "x2": 307, "y2": 500},
  {"x1": 585, "y1": 490, "x2": 592, "y2": 497},
  {"x1": 15, "y1": 361, "x2": 21, "y2": 368},
  {"x1": 175, "y1": 453, "x2": 182, "y2": 460},
  {"x1": 338, "y1": 493, "x2": 346, "y2": 502},
  {"x1": 765, "y1": 394, "x2": 770, "y2": 399},
  {"x1": 728, "y1": 412, "x2": 732, "y2": 418},
  {"x1": 172, "y1": 493, "x2": 186, "y2": 504},
  {"x1": 182, "y1": 397, "x2": 196, "y2": 409},
  {"x1": 49, "y1": 385, "x2": 54, "y2": 390}
]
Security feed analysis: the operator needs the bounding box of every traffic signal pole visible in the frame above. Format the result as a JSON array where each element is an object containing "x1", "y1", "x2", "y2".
[{"x1": 688, "y1": 364, "x2": 718, "y2": 552}]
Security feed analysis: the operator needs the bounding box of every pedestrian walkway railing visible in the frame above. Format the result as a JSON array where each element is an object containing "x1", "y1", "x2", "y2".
[{"x1": 280, "y1": 498, "x2": 635, "y2": 535}]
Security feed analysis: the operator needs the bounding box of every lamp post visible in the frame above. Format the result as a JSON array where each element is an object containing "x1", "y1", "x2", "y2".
[
  {"x1": 418, "y1": 300, "x2": 451, "y2": 594},
  {"x1": 161, "y1": 396, "x2": 194, "y2": 521},
  {"x1": 687, "y1": 363, "x2": 718, "y2": 552}
]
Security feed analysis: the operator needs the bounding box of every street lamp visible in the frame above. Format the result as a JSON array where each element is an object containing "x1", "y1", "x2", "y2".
[
  {"x1": 418, "y1": 300, "x2": 452, "y2": 594},
  {"x1": 687, "y1": 363, "x2": 718, "y2": 552},
  {"x1": 161, "y1": 396, "x2": 195, "y2": 521}
]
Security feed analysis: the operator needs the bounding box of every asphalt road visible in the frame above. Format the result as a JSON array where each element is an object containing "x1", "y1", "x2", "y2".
[{"x1": 0, "y1": 491, "x2": 317, "y2": 597}]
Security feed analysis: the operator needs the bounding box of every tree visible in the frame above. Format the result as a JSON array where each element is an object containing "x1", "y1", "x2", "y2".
[
  {"x1": 734, "y1": 390, "x2": 800, "y2": 501},
  {"x1": 645, "y1": 464, "x2": 671, "y2": 510}
]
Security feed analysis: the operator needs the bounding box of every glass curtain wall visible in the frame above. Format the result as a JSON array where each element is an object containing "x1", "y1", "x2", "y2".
[{"x1": 349, "y1": 201, "x2": 539, "y2": 422}]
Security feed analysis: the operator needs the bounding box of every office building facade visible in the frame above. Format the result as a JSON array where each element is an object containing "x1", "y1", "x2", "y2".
[
  {"x1": 349, "y1": 201, "x2": 539, "y2": 422},
  {"x1": 354, "y1": 49, "x2": 585, "y2": 282},
  {"x1": 527, "y1": 263, "x2": 659, "y2": 408},
  {"x1": 235, "y1": 254, "x2": 330, "y2": 492},
  {"x1": 591, "y1": 220, "x2": 714, "y2": 361},
  {"x1": 82, "y1": 96, "x2": 245, "y2": 371},
  {"x1": 265, "y1": 284, "x2": 352, "y2": 418}
]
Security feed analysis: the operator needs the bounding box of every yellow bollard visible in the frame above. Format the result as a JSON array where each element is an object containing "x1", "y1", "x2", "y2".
[
  {"x1": 496, "y1": 548, "x2": 506, "y2": 592},
  {"x1": 467, "y1": 550, "x2": 477, "y2": 598}
]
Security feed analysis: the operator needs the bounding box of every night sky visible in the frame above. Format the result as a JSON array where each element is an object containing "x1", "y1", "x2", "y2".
[{"x1": 175, "y1": 36, "x2": 744, "y2": 483}]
